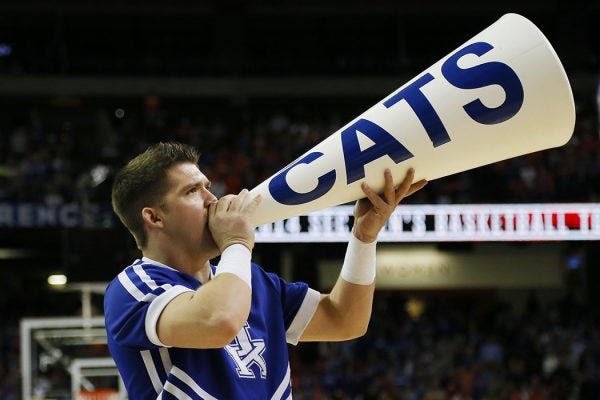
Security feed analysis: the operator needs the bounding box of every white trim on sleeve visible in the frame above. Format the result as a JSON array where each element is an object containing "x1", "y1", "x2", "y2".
[
  {"x1": 286, "y1": 288, "x2": 321, "y2": 345},
  {"x1": 145, "y1": 285, "x2": 195, "y2": 347}
]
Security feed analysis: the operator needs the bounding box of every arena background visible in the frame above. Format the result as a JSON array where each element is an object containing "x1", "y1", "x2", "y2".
[{"x1": 1, "y1": 1, "x2": 600, "y2": 399}]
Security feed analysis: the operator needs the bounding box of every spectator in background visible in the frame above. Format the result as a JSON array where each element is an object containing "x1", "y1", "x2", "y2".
[{"x1": 0, "y1": 97, "x2": 598, "y2": 206}]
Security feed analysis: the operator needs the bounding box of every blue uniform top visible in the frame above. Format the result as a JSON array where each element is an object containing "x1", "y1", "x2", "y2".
[{"x1": 104, "y1": 257, "x2": 320, "y2": 399}]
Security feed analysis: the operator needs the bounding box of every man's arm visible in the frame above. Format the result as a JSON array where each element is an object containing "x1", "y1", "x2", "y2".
[
  {"x1": 156, "y1": 190, "x2": 261, "y2": 349},
  {"x1": 300, "y1": 168, "x2": 426, "y2": 341}
]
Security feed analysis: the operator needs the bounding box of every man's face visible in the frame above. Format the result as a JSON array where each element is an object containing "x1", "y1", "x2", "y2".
[{"x1": 159, "y1": 162, "x2": 219, "y2": 259}]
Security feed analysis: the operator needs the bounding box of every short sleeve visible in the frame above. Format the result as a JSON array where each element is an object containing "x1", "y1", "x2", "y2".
[
  {"x1": 262, "y1": 270, "x2": 321, "y2": 346},
  {"x1": 104, "y1": 263, "x2": 195, "y2": 349},
  {"x1": 285, "y1": 287, "x2": 320, "y2": 345}
]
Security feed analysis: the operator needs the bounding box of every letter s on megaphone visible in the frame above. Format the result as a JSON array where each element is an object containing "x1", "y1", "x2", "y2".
[{"x1": 248, "y1": 13, "x2": 575, "y2": 227}]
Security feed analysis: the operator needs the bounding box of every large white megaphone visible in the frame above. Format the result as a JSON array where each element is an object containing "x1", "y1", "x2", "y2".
[{"x1": 248, "y1": 13, "x2": 575, "y2": 227}]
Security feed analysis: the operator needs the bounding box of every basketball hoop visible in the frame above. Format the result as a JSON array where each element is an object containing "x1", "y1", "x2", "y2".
[{"x1": 77, "y1": 389, "x2": 120, "y2": 400}]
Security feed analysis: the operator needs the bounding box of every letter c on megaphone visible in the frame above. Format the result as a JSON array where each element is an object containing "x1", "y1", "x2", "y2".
[{"x1": 248, "y1": 13, "x2": 575, "y2": 228}]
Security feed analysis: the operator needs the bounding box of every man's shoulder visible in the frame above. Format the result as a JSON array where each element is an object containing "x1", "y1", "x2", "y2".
[
  {"x1": 106, "y1": 259, "x2": 195, "y2": 297},
  {"x1": 249, "y1": 262, "x2": 307, "y2": 295},
  {"x1": 249, "y1": 262, "x2": 276, "y2": 283}
]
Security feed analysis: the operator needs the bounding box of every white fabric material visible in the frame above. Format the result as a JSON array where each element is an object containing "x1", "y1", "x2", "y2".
[
  {"x1": 118, "y1": 270, "x2": 150, "y2": 302},
  {"x1": 142, "y1": 256, "x2": 178, "y2": 271},
  {"x1": 271, "y1": 364, "x2": 291, "y2": 400},
  {"x1": 286, "y1": 288, "x2": 321, "y2": 345},
  {"x1": 158, "y1": 347, "x2": 173, "y2": 374},
  {"x1": 145, "y1": 285, "x2": 195, "y2": 347},
  {"x1": 171, "y1": 366, "x2": 218, "y2": 399},
  {"x1": 340, "y1": 235, "x2": 377, "y2": 285},
  {"x1": 140, "y1": 350, "x2": 163, "y2": 394},
  {"x1": 215, "y1": 244, "x2": 252, "y2": 288},
  {"x1": 163, "y1": 382, "x2": 193, "y2": 400}
]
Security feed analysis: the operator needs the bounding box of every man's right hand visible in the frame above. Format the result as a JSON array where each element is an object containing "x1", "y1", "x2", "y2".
[{"x1": 208, "y1": 189, "x2": 262, "y2": 252}]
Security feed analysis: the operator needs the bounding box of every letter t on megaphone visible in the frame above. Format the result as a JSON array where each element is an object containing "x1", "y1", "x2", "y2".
[{"x1": 249, "y1": 13, "x2": 575, "y2": 227}]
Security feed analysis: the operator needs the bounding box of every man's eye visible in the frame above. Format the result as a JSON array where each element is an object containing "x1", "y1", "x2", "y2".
[{"x1": 189, "y1": 187, "x2": 198, "y2": 194}]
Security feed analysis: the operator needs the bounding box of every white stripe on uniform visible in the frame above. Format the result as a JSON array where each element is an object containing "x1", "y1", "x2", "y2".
[
  {"x1": 159, "y1": 347, "x2": 173, "y2": 374},
  {"x1": 171, "y1": 366, "x2": 218, "y2": 400},
  {"x1": 134, "y1": 264, "x2": 159, "y2": 290},
  {"x1": 117, "y1": 270, "x2": 147, "y2": 301},
  {"x1": 141, "y1": 350, "x2": 163, "y2": 395},
  {"x1": 271, "y1": 364, "x2": 291, "y2": 400},
  {"x1": 164, "y1": 381, "x2": 194, "y2": 400}
]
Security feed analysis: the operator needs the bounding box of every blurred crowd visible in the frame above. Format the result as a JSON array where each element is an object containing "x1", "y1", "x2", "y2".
[
  {"x1": 2, "y1": 293, "x2": 599, "y2": 399},
  {"x1": 290, "y1": 294, "x2": 600, "y2": 400},
  {"x1": 1, "y1": 93, "x2": 599, "y2": 207},
  {"x1": 0, "y1": 95, "x2": 352, "y2": 205}
]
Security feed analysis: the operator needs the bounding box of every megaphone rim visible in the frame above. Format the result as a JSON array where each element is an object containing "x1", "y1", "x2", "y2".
[{"x1": 500, "y1": 12, "x2": 576, "y2": 145}]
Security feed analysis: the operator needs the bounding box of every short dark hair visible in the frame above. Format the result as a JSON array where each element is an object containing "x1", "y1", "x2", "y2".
[{"x1": 112, "y1": 142, "x2": 200, "y2": 249}]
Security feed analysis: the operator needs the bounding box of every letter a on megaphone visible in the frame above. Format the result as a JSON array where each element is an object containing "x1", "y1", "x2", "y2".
[{"x1": 248, "y1": 13, "x2": 575, "y2": 227}]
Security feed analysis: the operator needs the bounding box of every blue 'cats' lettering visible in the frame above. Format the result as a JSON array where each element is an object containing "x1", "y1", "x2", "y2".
[
  {"x1": 441, "y1": 41, "x2": 524, "y2": 124},
  {"x1": 268, "y1": 152, "x2": 335, "y2": 205},
  {"x1": 341, "y1": 118, "x2": 413, "y2": 184},
  {"x1": 383, "y1": 73, "x2": 451, "y2": 147},
  {"x1": 267, "y1": 41, "x2": 524, "y2": 205}
]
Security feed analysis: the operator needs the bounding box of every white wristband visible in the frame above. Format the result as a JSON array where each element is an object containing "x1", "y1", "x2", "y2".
[
  {"x1": 340, "y1": 235, "x2": 377, "y2": 285},
  {"x1": 215, "y1": 244, "x2": 252, "y2": 288}
]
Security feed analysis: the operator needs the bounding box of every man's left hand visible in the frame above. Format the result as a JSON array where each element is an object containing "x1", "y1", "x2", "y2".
[{"x1": 352, "y1": 168, "x2": 427, "y2": 243}]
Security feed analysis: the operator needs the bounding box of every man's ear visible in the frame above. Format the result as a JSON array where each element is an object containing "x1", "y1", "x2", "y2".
[{"x1": 141, "y1": 207, "x2": 164, "y2": 229}]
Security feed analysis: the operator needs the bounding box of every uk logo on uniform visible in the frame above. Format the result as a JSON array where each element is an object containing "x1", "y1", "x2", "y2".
[{"x1": 225, "y1": 323, "x2": 267, "y2": 379}]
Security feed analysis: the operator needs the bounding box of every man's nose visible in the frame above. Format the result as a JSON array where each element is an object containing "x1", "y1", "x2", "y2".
[{"x1": 204, "y1": 190, "x2": 218, "y2": 205}]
